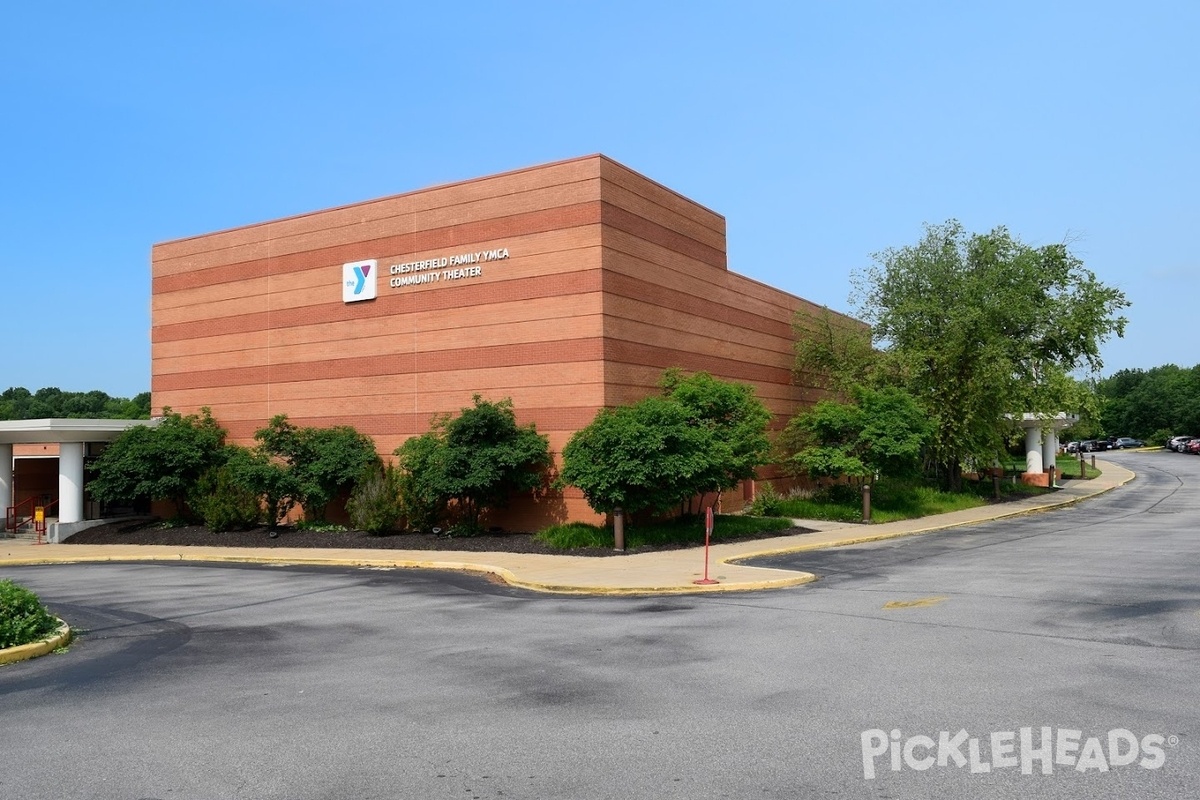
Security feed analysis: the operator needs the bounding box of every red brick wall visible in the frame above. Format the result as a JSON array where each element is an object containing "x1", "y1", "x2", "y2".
[{"x1": 151, "y1": 154, "x2": 858, "y2": 529}]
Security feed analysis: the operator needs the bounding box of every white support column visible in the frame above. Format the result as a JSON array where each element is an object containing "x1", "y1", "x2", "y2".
[
  {"x1": 0, "y1": 443, "x2": 12, "y2": 514},
  {"x1": 1042, "y1": 429, "x2": 1059, "y2": 476},
  {"x1": 1025, "y1": 426, "x2": 1044, "y2": 475},
  {"x1": 58, "y1": 442, "x2": 85, "y2": 524}
]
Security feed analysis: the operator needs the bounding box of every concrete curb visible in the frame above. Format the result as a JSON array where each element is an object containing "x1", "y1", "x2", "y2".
[
  {"x1": 0, "y1": 551, "x2": 818, "y2": 596},
  {"x1": 502, "y1": 571, "x2": 819, "y2": 596},
  {"x1": 0, "y1": 620, "x2": 72, "y2": 666},
  {"x1": 726, "y1": 459, "x2": 1136, "y2": 565},
  {"x1": 0, "y1": 460, "x2": 1130, "y2": 596}
]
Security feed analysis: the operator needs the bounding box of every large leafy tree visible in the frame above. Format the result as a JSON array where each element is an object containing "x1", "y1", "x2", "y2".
[
  {"x1": 853, "y1": 221, "x2": 1128, "y2": 488},
  {"x1": 88, "y1": 407, "x2": 226, "y2": 516},
  {"x1": 792, "y1": 309, "x2": 879, "y2": 399},
  {"x1": 395, "y1": 396, "x2": 551, "y2": 533}
]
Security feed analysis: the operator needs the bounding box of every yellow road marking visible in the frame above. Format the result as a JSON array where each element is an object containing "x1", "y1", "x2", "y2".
[{"x1": 883, "y1": 596, "x2": 949, "y2": 609}]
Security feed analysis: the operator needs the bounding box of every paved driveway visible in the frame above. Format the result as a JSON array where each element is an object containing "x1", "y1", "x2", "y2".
[{"x1": 2, "y1": 451, "x2": 1197, "y2": 799}]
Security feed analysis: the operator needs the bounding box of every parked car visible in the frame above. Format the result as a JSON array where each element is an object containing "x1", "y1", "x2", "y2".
[
  {"x1": 1113, "y1": 437, "x2": 1144, "y2": 449},
  {"x1": 1187, "y1": 439, "x2": 1200, "y2": 455},
  {"x1": 1168, "y1": 436, "x2": 1196, "y2": 452},
  {"x1": 1065, "y1": 441, "x2": 1080, "y2": 453},
  {"x1": 1080, "y1": 439, "x2": 1110, "y2": 452}
]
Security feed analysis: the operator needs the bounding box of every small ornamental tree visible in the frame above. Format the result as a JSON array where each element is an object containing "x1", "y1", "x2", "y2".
[
  {"x1": 395, "y1": 396, "x2": 551, "y2": 534},
  {"x1": 253, "y1": 415, "x2": 380, "y2": 522},
  {"x1": 781, "y1": 386, "x2": 930, "y2": 485},
  {"x1": 660, "y1": 369, "x2": 771, "y2": 502},
  {"x1": 88, "y1": 407, "x2": 226, "y2": 517},
  {"x1": 560, "y1": 370, "x2": 772, "y2": 518},
  {"x1": 559, "y1": 396, "x2": 710, "y2": 516}
]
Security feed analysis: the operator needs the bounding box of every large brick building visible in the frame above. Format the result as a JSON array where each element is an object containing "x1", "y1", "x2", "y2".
[{"x1": 151, "y1": 155, "x2": 852, "y2": 528}]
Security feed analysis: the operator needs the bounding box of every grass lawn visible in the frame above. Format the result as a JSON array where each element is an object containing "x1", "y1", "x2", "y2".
[
  {"x1": 535, "y1": 514, "x2": 793, "y2": 550},
  {"x1": 772, "y1": 483, "x2": 991, "y2": 524},
  {"x1": 766, "y1": 474, "x2": 1060, "y2": 524},
  {"x1": 535, "y1": 456, "x2": 1099, "y2": 546},
  {"x1": 1006, "y1": 453, "x2": 1102, "y2": 479}
]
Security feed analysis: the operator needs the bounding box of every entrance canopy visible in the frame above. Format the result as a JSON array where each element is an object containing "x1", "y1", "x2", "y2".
[
  {"x1": 0, "y1": 418, "x2": 154, "y2": 444},
  {"x1": 1, "y1": 418, "x2": 158, "y2": 524}
]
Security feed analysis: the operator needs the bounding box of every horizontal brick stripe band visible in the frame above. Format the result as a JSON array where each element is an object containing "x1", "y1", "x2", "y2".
[
  {"x1": 152, "y1": 199, "x2": 724, "y2": 295},
  {"x1": 152, "y1": 335, "x2": 793, "y2": 395},
  {"x1": 152, "y1": 270, "x2": 605, "y2": 343},
  {"x1": 219, "y1": 408, "x2": 604, "y2": 442},
  {"x1": 152, "y1": 202, "x2": 604, "y2": 293},
  {"x1": 601, "y1": 270, "x2": 793, "y2": 341},
  {"x1": 153, "y1": 338, "x2": 607, "y2": 391},
  {"x1": 603, "y1": 338, "x2": 793, "y2": 386},
  {"x1": 600, "y1": 202, "x2": 725, "y2": 270}
]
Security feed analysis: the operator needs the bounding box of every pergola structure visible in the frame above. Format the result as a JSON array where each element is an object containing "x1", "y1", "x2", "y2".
[
  {"x1": 0, "y1": 419, "x2": 157, "y2": 535},
  {"x1": 1013, "y1": 413, "x2": 1079, "y2": 487}
]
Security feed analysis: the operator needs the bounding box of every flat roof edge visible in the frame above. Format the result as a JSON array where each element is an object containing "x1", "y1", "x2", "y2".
[
  {"x1": 0, "y1": 418, "x2": 158, "y2": 444},
  {"x1": 152, "y1": 153, "x2": 614, "y2": 249}
]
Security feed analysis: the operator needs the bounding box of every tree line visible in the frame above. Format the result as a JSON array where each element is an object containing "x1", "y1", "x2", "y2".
[
  {"x1": 1, "y1": 386, "x2": 150, "y2": 420},
  {"x1": 1092, "y1": 364, "x2": 1200, "y2": 442}
]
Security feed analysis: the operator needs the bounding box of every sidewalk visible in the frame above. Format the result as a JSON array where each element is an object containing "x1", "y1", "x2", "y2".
[{"x1": 0, "y1": 460, "x2": 1133, "y2": 596}]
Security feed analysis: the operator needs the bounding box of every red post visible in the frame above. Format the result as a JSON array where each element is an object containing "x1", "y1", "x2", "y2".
[{"x1": 693, "y1": 506, "x2": 719, "y2": 585}]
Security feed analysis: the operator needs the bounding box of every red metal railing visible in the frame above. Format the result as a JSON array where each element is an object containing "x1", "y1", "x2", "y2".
[{"x1": 5, "y1": 496, "x2": 36, "y2": 533}]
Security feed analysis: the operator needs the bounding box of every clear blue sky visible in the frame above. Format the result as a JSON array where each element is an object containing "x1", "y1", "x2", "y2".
[{"x1": 2, "y1": 1, "x2": 1196, "y2": 398}]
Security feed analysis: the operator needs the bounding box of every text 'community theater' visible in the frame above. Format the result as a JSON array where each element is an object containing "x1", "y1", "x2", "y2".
[{"x1": 151, "y1": 155, "x2": 852, "y2": 529}]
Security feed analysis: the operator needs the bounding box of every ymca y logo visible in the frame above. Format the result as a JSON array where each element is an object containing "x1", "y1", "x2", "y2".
[{"x1": 342, "y1": 259, "x2": 378, "y2": 303}]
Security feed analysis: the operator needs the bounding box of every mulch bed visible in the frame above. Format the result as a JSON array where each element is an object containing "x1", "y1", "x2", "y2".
[{"x1": 65, "y1": 518, "x2": 816, "y2": 558}]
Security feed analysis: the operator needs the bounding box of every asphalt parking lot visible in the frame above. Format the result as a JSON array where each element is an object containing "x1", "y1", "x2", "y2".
[{"x1": 2, "y1": 450, "x2": 1197, "y2": 799}]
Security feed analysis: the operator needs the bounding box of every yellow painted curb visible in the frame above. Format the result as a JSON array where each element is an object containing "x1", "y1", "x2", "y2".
[
  {"x1": 728, "y1": 462, "x2": 1136, "y2": 565},
  {"x1": 501, "y1": 571, "x2": 818, "y2": 596},
  {"x1": 0, "y1": 551, "x2": 816, "y2": 596},
  {"x1": 0, "y1": 619, "x2": 72, "y2": 666},
  {"x1": 0, "y1": 462, "x2": 1130, "y2": 597}
]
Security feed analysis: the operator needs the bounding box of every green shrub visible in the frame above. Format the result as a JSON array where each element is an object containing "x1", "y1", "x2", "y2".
[
  {"x1": 395, "y1": 465, "x2": 446, "y2": 532},
  {"x1": 347, "y1": 464, "x2": 405, "y2": 534},
  {"x1": 1149, "y1": 428, "x2": 1173, "y2": 448},
  {"x1": 747, "y1": 483, "x2": 784, "y2": 516},
  {"x1": 0, "y1": 580, "x2": 61, "y2": 649},
  {"x1": 395, "y1": 396, "x2": 551, "y2": 534},
  {"x1": 189, "y1": 464, "x2": 261, "y2": 531}
]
